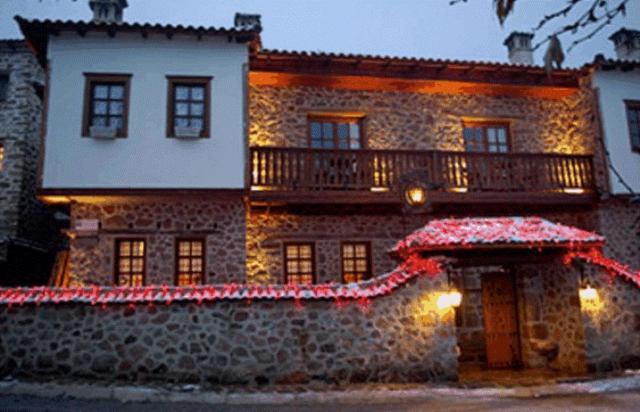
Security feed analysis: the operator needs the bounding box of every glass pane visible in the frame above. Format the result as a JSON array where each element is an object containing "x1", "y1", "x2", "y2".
[
  {"x1": 191, "y1": 86, "x2": 204, "y2": 101},
  {"x1": 93, "y1": 101, "x2": 107, "y2": 115},
  {"x1": 337, "y1": 123, "x2": 349, "y2": 139},
  {"x1": 119, "y1": 241, "x2": 131, "y2": 256},
  {"x1": 175, "y1": 86, "x2": 189, "y2": 100},
  {"x1": 356, "y1": 260, "x2": 367, "y2": 272},
  {"x1": 344, "y1": 260, "x2": 354, "y2": 272},
  {"x1": 350, "y1": 123, "x2": 360, "y2": 138},
  {"x1": 176, "y1": 103, "x2": 189, "y2": 116},
  {"x1": 109, "y1": 117, "x2": 122, "y2": 128},
  {"x1": 338, "y1": 138, "x2": 349, "y2": 149},
  {"x1": 119, "y1": 259, "x2": 130, "y2": 272},
  {"x1": 349, "y1": 137, "x2": 361, "y2": 149},
  {"x1": 94, "y1": 85, "x2": 109, "y2": 99},
  {"x1": 179, "y1": 258, "x2": 190, "y2": 272},
  {"x1": 310, "y1": 122, "x2": 322, "y2": 139},
  {"x1": 192, "y1": 259, "x2": 202, "y2": 272},
  {"x1": 175, "y1": 117, "x2": 189, "y2": 127},
  {"x1": 131, "y1": 275, "x2": 143, "y2": 287},
  {"x1": 286, "y1": 245, "x2": 298, "y2": 259},
  {"x1": 109, "y1": 101, "x2": 123, "y2": 115},
  {"x1": 191, "y1": 241, "x2": 202, "y2": 256},
  {"x1": 310, "y1": 139, "x2": 323, "y2": 148},
  {"x1": 179, "y1": 241, "x2": 190, "y2": 256},
  {"x1": 497, "y1": 127, "x2": 507, "y2": 143},
  {"x1": 322, "y1": 122, "x2": 333, "y2": 138},
  {"x1": 322, "y1": 139, "x2": 334, "y2": 149},
  {"x1": 487, "y1": 128, "x2": 497, "y2": 143},
  {"x1": 343, "y1": 245, "x2": 354, "y2": 258},
  {"x1": 110, "y1": 85, "x2": 124, "y2": 99},
  {"x1": 132, "y1": 241, "x2": 144, "y2": 256},
  {"x1": 488, "y1": 144, "x2": 498, "y2": 153},
  {"x1": 118, "y1": 275, "x2": 130, "y2": 286},
  {"x1": 92, "y1": 116, "x2": 107, "y2": 127},
  {"x1": 190, "y1": 118, "x2": 203, "y2": 129},
  {"x1": 299, "y1": 260, "x2": 312, "y2": 273},
  {"x1": 287, "y1": 261, "x2": 299, "y2": 274},
  {"x1": 355, "y1": 245, "x2": 367, "y2": 258},
  {"x1": 132, "y1": 258, "x2": 144, "y2": 272},
  {"x1": 190, "y1": 103, "x2": 204, "y2": 116},
  {"x1": 299, "y1": 245, "x2": 311, "y2": 259}
]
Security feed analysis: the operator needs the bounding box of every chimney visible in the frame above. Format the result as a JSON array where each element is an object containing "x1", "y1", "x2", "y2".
[
  {"x1": 89, "y1": 0, "x2": 128, "y2": 24},
  {"x1": 504, "y1": 32, "x2": 534, "y2": 65},
  {"x1": 234, "y1": 13, "x2": 262, "y2": 32},
  {"x1": 609, "y1": 28, "x2": 640, "y2": 61}
]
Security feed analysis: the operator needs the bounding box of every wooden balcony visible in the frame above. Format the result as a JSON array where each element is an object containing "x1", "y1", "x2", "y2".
[{"x1": 249, "y1": 146, "x2": 597, "y2": 205}]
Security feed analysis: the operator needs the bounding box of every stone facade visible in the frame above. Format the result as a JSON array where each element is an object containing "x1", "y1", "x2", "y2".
[
  {"x1": 68, "y1": 197, "x2": 247, "y2": 286},
  {"x1": 0, "y1": 274, "x2": 457, "y2": 384},
  {"x1": 0, "y1": 40, "x2": 62, "y2": 285}
]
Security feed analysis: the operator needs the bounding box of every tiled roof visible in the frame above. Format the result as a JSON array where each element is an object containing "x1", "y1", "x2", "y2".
[
  {"x1": 15, "y1": 16, "x2": 260, "y2": 66},
  {"x1": 590, "y1": 53, "x2": 640, "y2": 71},
  {"x1": 392, "y1": 216, "x2": 604, "y2": 258}
]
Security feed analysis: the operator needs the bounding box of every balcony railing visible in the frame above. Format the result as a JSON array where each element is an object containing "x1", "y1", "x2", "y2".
[{"x1": 249, "y1": 146, "x2": 595, "y2": 200}]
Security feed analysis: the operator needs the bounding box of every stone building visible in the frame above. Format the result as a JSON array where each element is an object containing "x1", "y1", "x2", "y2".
[
  {"x1": 5, "y1": 2, "x2": 640, "y2": 383},
  {"x1": 0, "y1": 40, "x2": 62, "y2": 286}
]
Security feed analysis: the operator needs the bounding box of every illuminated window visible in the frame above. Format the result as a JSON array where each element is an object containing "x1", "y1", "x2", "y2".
[
  {"x1": 0, "y1": 74, "x2": 8, "y2": 101},
  {"x1": 308, "y1": 115, "x2": 364, "y2": 149},
  {"x1": 115, "y1": 239, "x2": 145, "y2": 286},
  {"x1": 167, "y1": 76, "x2": 211, "y2": 138},
  {"x1": 463, "y1": 122, "x2": 510, "y2": 153},
  {"x1": 175, "y1": 239, "x2": 205, "y2": 286},
  {"x1": 82, "y1": 73, "x2": 131, "y2": 137},
  {"x1": 0, "y1": 143, "x2": 4, "y2": 171},
  {"x1": 341, "y1": 242, "x2": 371, "y2": 283},
  {"x1": 625, "y1": 100, "x2": 640, "y2": 152},
  {"x1": 284, "y1": 243, "x2": 315, "y2": 285}
]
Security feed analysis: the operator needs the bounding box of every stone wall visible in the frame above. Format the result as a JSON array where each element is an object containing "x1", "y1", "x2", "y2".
[
  {"x1": 69, "y1": 197, "x2": 247, "y2": 286},
  {"x1": 0, "y1": 274, "x2": 458, "y2": 384},
  {"x1": 249, "y1": 79, "x2": 607, "y2": 190},
  {"x1": 0, "y1": 41, "x2": 62, "y2": 285}
]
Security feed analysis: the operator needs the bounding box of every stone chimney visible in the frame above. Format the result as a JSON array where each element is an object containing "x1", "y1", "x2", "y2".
[
  {"x1": 234, "y1": 13, "x2": 262, "y2": 32},
  {"x1": 503, "y1": 32, "x2": 534, "y2": 65},
  {"x1": 89, "y1": 0, "x2": 128, "y2": 24},
  {"x1": 609, "y1": 28, "x2": 640, "y2": 61}
]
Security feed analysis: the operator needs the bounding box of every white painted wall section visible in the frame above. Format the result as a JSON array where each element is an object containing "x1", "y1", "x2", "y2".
[
  {"x1": 594, "y1": 69, "x2": 640, "y2": 195},
  {"x1": 43, "y1": 32, "x2": 247, "y2": 189}
]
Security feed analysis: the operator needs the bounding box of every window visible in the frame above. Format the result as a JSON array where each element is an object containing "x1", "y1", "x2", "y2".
[
  {"x1": 175, "y1": 239, "x2": 205, "y2": 286},
  {"x1": 341, "y1": 242, "x2": 371, "y2": 283},
  {"x1": 82, "y1": 73, "x2": 131, "y2": 137},
  {"x1": 625, "y1": 100, "x2": 640, "y2": 152},
  {"x1": 308, "y1": 115, "x2": 364, "y2": 149},
  {"x1": 0, "y1": 143, "x2": 4, "y2": 172},
  {"x1": 167, "y1": 76, "x2": 211, "y2": 138},
  {"x1": 115, "y1": 239, "x2": 145, "y2": 286},
  {"x1": 0, "y1": 74, "x2": 8, "y2": 101},
  {"x1": 463, "y1": 122, "x2": 510, "y2": 153},
  {"x1": 284, "y1": 243, "x2": 315, "y2": 285}
]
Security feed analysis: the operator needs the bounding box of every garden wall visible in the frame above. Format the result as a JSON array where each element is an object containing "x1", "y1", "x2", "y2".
[{"x1": 0, "y1": 274, "x2": 458, "y2": 384}]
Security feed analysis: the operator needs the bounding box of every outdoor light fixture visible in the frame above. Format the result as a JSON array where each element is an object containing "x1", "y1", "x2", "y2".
[
  {"x1": 579, "y1": 283, "x2": 598, "y2": 301},
  {"x1": 405, "y1": 183, "x2": 428, "y2": 207},
  {"x1": 437, "y1": 273, "x2": 463, "y2": 309}
]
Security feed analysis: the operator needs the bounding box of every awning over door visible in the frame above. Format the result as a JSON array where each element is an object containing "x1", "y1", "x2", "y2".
[{"x1": 392, "y1": 217, "x2": 604, "y2": 259}]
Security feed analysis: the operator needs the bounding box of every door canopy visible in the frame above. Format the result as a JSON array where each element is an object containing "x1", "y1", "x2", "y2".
[{"x1": 392, "y1": 216, "x2": 604, "y2": 260}]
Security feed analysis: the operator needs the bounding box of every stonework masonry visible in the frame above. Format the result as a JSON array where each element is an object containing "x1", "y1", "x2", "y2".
[
  {"x1": 0, "y1": 40, "x2": 61, "y2": 284},
  {"x1": 0, "y1": 274, "x2": 457, "y2": 384}
]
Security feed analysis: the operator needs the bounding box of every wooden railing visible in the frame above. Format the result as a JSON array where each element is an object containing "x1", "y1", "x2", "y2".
[{"x1": 249, "y1": 146, "x2": 595, "y2": 194}]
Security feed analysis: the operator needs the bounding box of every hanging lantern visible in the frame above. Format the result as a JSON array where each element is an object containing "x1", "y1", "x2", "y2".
[
  {"x1": 405, "y1": 183, "x2": 428, "y2": 207},
  {"x1": 579, "y1": 283, "x2": 598, "y2": 301}
]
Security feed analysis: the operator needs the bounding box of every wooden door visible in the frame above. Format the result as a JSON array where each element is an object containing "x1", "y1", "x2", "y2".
[{"x1": 481, "y1": 272, "x2": 521, "y2": 368}]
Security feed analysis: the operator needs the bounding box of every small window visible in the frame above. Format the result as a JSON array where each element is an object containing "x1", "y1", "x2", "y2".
[
  {"x1": 0, "y1": 74, "x2": 8, "y2": 101},
  {"x1": 0, "y1": 143, "x2": 4, "y2": 171},
  {"x1": 115, "y1": 239, "x2": 145, "y2": 286},
  {"x1": 284, "y1": 242, "x2": 315, "y2": 285},
  {"x1": 175, "y1": 238, "x2": 205, "y2": 286},
  {"x1": 625, "y1": 100, "x2": 640, "y2": 152},
  {"x1": 82, "y1": 73, "x2": 131, "y2": 137},
  {"x1": 308, "y1": 115, "x2": 364, "y2": 149},
  {"x1": 341, "y1": 242, "x2": 372, "y2": 283},
  {"x1": 167, "y1": 76, "x2": 211, "y2": 138},
  {"x1": 463, "y1": 122, "x2": 510, "y2": 153}
]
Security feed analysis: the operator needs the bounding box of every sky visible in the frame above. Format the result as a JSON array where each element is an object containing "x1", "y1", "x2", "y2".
[{"x1": 1, "y1": 0, "x2": 639, "y2": 68}]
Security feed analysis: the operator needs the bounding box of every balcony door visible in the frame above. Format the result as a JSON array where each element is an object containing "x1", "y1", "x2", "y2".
[
  {"x1": 308, "y1": 115, "x2": 365, "y2": 189},
  {"x1": 463, "y1": 122, "x2": 513, "y2": 191}
]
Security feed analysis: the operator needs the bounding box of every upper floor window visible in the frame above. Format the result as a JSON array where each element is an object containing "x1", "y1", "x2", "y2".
[
  {"x1": 0, "y1": 74, "x2": 8, "y2": 101},
  {"x1": 341, "y1": 242, "x2": 371, "y2": 283},
  {"x1": 115, "y1": 239, "x2": 145, "y2": 286},
  {"x1": 176, "y1": 238, "x2": 205, "y2": 286},
  {"x1": 463, "y1": 122, "x2": 510, "y2": 153},
  {"x1": 625, "y1": 100, "x2": 640, "y2": 152},
  {"x1": 0, "y1": 143, "x2": 4, "y2": 171},
  {"x1": 284, "y1": 242, "x2": 315, "y2": 285},
  {"x1": 167, "y1": 76, "x2": 211, "y2": 138},
  {"x1": 83, "y1": 73, "x2": 131, "y2": 138},
  {"x1": 308, "y1": 114, "x2": 364, "y2": 149}
]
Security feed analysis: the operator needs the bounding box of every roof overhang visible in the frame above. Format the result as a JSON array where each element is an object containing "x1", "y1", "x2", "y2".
[{"x1": 392, "y1": 216, "x2": 604, "y2": 260}]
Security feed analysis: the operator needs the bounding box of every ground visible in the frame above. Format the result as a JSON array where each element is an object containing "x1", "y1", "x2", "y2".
[{"x1": 2, "y1": 390, "x2": 640, "y2": 411}]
